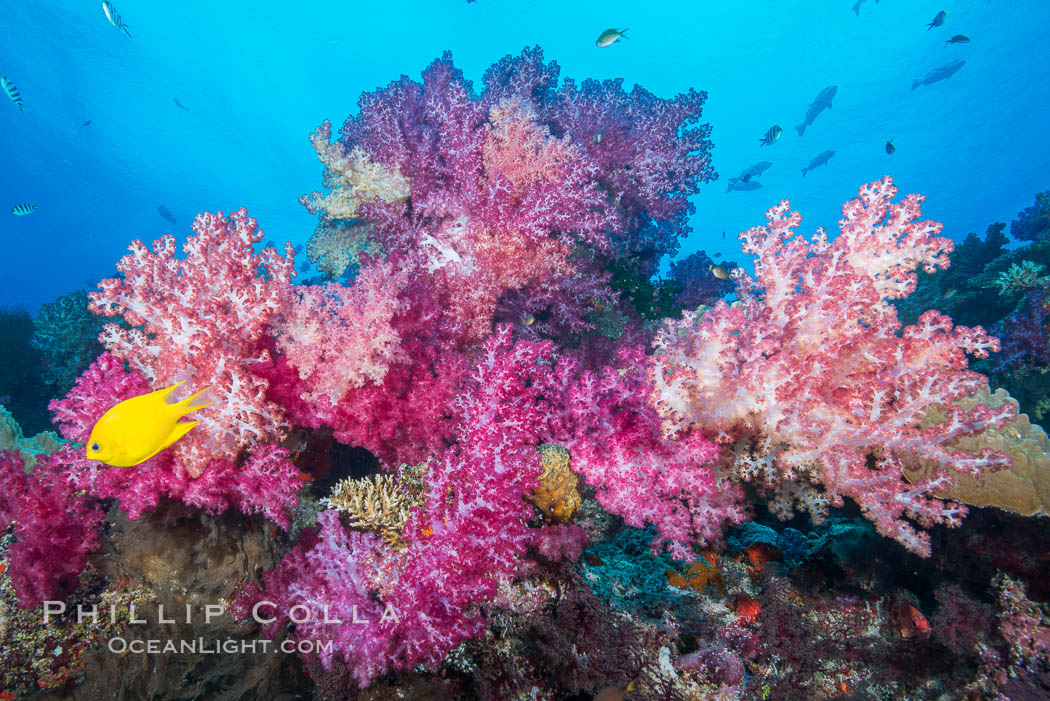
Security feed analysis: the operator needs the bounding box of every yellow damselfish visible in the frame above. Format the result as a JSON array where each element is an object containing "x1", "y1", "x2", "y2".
[{"x1": 86, "y1": 382, "x2": 213, "y2": 467}]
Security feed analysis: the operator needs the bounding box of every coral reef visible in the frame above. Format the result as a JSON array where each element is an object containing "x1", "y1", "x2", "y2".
[
  {"x1": 528, "y1": 444, "x2": 581, "y2": 524},
  {"x1": 304, "y1": 216, "x2": 379, "y2": 281},
  {"x1": 5, "y1": 46, "x2": 1048, "y2": 701}
]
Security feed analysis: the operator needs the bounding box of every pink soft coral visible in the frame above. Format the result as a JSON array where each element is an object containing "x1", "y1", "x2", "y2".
[
  {"x1": 274, "y1": 260, "x2": 407, "y2": 404},
  {"x1": 549, "y1": 346, "x2": 746, "y2": 559},
  {"x1": 89, "y1": 208, "x2": 295, "y2": 478},
  {"x1": 0, "y1": 450, "x2": 104, "y2": 608},
  {"x1": 237, "y1": 326, "x2": 586, "y2": 687},
  {"x1": 650, "y1": 177, "x2": 1013, "y2": 556},
  {"x1": 258, "y1": 271, "x2": 467, "y2": 468},
  {"x1": 51, "y1": 353, "x2": 300, "y2": 528}
]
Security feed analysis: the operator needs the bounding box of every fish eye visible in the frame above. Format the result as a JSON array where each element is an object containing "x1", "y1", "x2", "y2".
[{"x1": 90, "y1": 443, "x2": 100, "y2": 452}]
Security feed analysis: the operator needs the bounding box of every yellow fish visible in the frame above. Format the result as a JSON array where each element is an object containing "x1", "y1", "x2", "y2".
[{"x1": 86, "y1": 382, "x2": 213, "y2": 467}]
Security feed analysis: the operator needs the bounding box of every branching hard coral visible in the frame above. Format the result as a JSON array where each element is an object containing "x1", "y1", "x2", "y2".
[
  {"x1": 993, "y1": 261, "x2": 1049, "y2": 296},
  {"x1": 322, "y1": 468, "x2": 424, "y2": 549},
  {"x1": 304, "y1": 217, "x2": 378, "y2": 281},
  {"x1": 89, "y1": 208, "x2": 295, "y2": 478},
  {"x1": 650, "y1": 178, "x2": 1013, "y2": 557},
  {"x1": 298, "y1": 120, "x2": 410, "y2": 220},
  {"x1": 904, "y1": 387, "x2": 1050, "y2": 516}
]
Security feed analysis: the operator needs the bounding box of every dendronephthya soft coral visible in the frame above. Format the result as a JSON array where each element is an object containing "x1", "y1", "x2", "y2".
[{"x1": 651, "y1": 177, "x2": 1013, "y2": 556}]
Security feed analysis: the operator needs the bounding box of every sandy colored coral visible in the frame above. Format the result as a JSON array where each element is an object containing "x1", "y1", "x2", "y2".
[
  {"x1": 305, "y1": 217, "x2": 380, "y2": 280},
  {"x1": 905, "y1": 387, "x2": 1050, "y2": 516},
  {"x1": 0, "y1": 405, "x2": 62, "y2": 470},
  {"x1": 322, "y1": 468, "x2": 425, "y2": 548},
  {"x1": 527, "y1": 444, "x2": 582, "y2": 523},
  {"x1": 300, "y1": 120, "x2": 410, "y2": 220}
]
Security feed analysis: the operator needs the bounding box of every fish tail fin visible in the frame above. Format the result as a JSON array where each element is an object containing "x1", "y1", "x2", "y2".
[
  {"x1": 158, "y1": 381, "x2": 187, "y2": 402},
  {"x1": 911, "y1": 79, "x2": 922, "y2": 90},
  {"x1": 759, "y1": 139, "x2": 766, "y2": 146},
  {"x1": 176, "y1": 386, "x2": 214, "y2": 414},
  {"x1": 801, "y1": 167, "x2": 809, "y2": 177},
  {"x1": 158, "y1": 420, "x2": 198, "y2": 454},
  {"x1": 852, "y1": 1, "x2": 861, "y2": 15},
  {"x1": 620, "y1": 28, "x2": 629, "y2": 38},
  {"x1": 795, "y1": 123, "x2": 806, "y2": 137}
]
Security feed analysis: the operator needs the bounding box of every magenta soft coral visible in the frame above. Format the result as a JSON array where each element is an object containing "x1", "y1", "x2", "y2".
[
  {"x1": 549, "y1": 346, "x2": 746, "y2": 559},
  {"x1": 0, "y1": 450, "x2": 103, "y2": 608},
  {"x1": 89, "y1": 208, "x2": 295, "y2": 478},
  {"x1": 258, "y1": 269, "x2": 467, "y2": 468},
  {"x1": 237, "y1": 327, "x2": 586, "y2": 687},
  {"x1": 651, "y1": 177, "x2": 1013, "y2": 557},
  {"x1": 51, "y1": 353, "x2": 301, "y2": 528}
]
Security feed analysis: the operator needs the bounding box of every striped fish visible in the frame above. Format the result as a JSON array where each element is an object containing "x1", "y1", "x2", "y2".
[
  {"x1": 102, "y1": 1, "x2": 132, "y2": 37},
  {"x1": 11, "y1": 203, "x2": 37, "y2": 216},
  {"x1": 759, "y1": 125, "x2": 782, "y2": 147},
  {"x1": 1, "y1": 76, "x2": 24, "y2": 113}
]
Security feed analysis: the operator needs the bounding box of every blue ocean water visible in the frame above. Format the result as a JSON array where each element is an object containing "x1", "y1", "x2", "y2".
[{"x1": 0, "y1": 0, "x2": 1047, "y2": 312}]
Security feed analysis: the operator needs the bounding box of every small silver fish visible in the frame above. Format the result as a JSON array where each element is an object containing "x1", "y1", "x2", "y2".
[
  {"x1": 710, "y1": 265, "x2": 730, "y2": 280},
  {"x1": 927, "y1": 10, "x2": 946, "y2": 30},
  {"x1": 102, "y1": 1, "x2": 132, "y2": 37},
  {"x1": 2, "y1": 76, "x2": 24, "y2": 113},
  {"x1": 945, "y1": 35, "x2": 970, "y2": 44},
  {"x1": 157, "y1": 205, "x2": 177, "y2": 226},
  {"x1": 11, "y1": 203, "x2": 37, "y2": 216},
  {"x1": 82, "y1": 119, "x2": 92, "y2": 127},
  {"x1": 596, "y1": 28, "x2": 628, "y2": 47},
  {"x1": 760, "y1": 125, "x2": 782, "y2": 146},
  {"x1": 173, "y1": 98, "x2": 190, "y2": 112}
]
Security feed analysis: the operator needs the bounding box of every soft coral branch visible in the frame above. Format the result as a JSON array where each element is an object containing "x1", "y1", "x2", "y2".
[{"x1": 650, "y1": 178, "x2": 1012, "y2": 556}]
